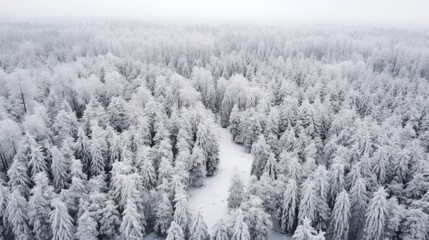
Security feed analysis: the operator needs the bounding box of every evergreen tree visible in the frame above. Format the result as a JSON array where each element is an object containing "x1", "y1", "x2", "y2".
[
  {"x1": 196, "y1": 122, "x2": 220, "y2": 176},
  {"x1": 50, "y1": 198, "x2": 75, "y2": 240},
  {"x1": 50, "y1": 146, "x2": 70, "y2": 192},
  {"x1": 7, "y1": 148, "x2": 32, "y2": 197},
  {"x1": 75, "y1": 127, "x2": 91, "y2": 174},
  {"x1": 263, "y1": 153, "x2": 277, "y2": 180},
  {"x1": 363, "y1": 187, "x2": 387, "y2": 240},
  {"x1": 243, "y1": 197, "x2": 272, "y2": 240},
  {"x1": 328, "y1": 158, "x2": 346, "y2": 207},
  {"x1": 89, "y1": 120, "x2": 108, "y2": 177},
  {"x1": 27, "y1": 133, "x2": 48, "y2": 178},
  {"x1": 155, "y1": 193, "x2": 174, "y2": 236},
  {"x1": 328, "y1": 189, "x2": 350, "y2": 240},
  {"x1": 120, "y1": 198, "x2": 145, "y2": 240},
  {"x1": 211, "y1": 218, "x2": 229, "y2": 240},
  {"x1": 349, "y1": 178, "x2": 369, "y2": 240},
  {"x1": 280, "y1": 178, "x2": 299, "y2": 234},
  {"x1": 298, "y1": 178, "x2": 317, "y2": 224},
  {"x1": 292, "y1": 217, "x2": 324, "y2": 240},
  {"x1": 227, "y1": 168, "x2": 245, "y2": 208},
  {"x1": 173, "y1": 191, "x2": 192, "y2": 236},
  {"x1": 76, "y1": 209, "x2": 98, "y2": 240},
  {"x1": 167, "y1": 221, "x2": 186, "y2": 240},
  {"x1": 28, "y1": 172, "x2": 54, "y2": 240},
  {"x1": 190, "y1": 211, "x2": 210, "y2": 240},
  {"x1": 139, "y1": 152, "x2": 157, "y2": 190},
  {"x1": 190, "y1": 146, "x2": 207, "y2": 187},
  {"x1": 107, "y1": 96, "x2": 130, "y2": 132},
  {"x1": 251, "y1": 135, "x2": 270, "y2": 179},
  {"x1": 400, "y1": 208, "x2": 428, "y2": 240},
  {"x1": 99, "y1": 200, "x2": 121, "y2": 240},
  {"x1": 231, "y1": 209, "x2": 250, "y2": 240},
  {"x1": 6, "y1": 189, "x2": 32, "y2": 240},
  {"x1": 313, "y1": 166, "x2": 330, "y2": 232}
]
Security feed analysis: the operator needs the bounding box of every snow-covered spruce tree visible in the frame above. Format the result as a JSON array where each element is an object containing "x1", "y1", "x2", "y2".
[
  {"x1": 400, "y1": 208, "x2": 428, "y2": 240},
  {"x1": 312, "y1": 166, "x2": 330, "y2": 232},
  {"x1": 107, "y1": 96, "x2": 130, "y2": 132},
  {"x1": 263, "y1": 152, "x2": 277, "y2": 180},
  {"x1": 384, "y1": 197, "x2": 403, "y2": 240},
  {"x1": 298, "y1": 178, "x2": 317, "y2": 224},
  {"x1": 220, "y1": 90, "x2": 233, "y2": 128},
  {"x1": 6, "y1": 189, "x2": 33, "y2": 240},
  {"x1": 229, "y1": 104, "x2": 241, "y2": 142},
  {"x1": 7, "y1": 144, "x2": 32, "y2": 197},
  {"x1": 155, "y1": 193, "x2": 174, "y2": 236},
  {"x1": 89, "y1": 120, "x2": 108, "y2": 177},
  {"x1": 50, "y1": 146, "x2": 70, "y2": 193},
  {"x1": 27, "y1": 133, "x2": 48, "y2": 178},
  {"x1": 189, "y1": 210, "x2": 210, "y2": 240},
  {"x1": 167, "y1": 221, "x2": 186, "y2": 240},
  {"x1": 99, "y1": 199, "x2": 121, "y2": 240},
  {"x1": 328, "y1": 189, "x2": 350, "y2": 240},
  {"x1": 280, "y1": 178, "x2": 299, "y2": 234},
  {"x1": 190, "y1": 146, "x2": 207, "y2": 187},
  {"x1": 227, "y1": 168, "x2": 245, "y2": 208},
  {"x1": 363, "y1": 187, "x2": 388, "y2": 240},
  {"x1": 230, "y1": 209, "x2": 250, "y2": 240},
  {"x1": 328, "y1": 156, "x2": 346, "y2": 207},
  {"x1": 138, "y1": 150, "x2": 157, "y2": 190},
  {"x1": 75, "y1": 127, "x2": 91, "y2": 174},
  {"x1": 251, "y1": 134, "x2": 270, "y2": 179},
  {"x1": 76, "y1": 208, "x2": 98, "y2": 240},
  {"x1": 292, "y1": 217, "x2": 325, "y2": 240},
  {"x1": 349, "y1": 177, "x2": 369, "y2": 240},
  {"x1": 173, "y1": 191, "x2": 193, "y2": 236},
  {"x1": 50, "y1": 198, "x2": 75, "y2": 240},
  {"x1": 120, "y1": 198, "x2": 145, "y2": 240},
  {"x1": 158, "y1": 156, "x2": 174, "y2": 185},
  {"x1": 244, "y1": 115, "x2": 262, "y2": 153},
  {"x1": 196, "y1": 121, "x2": 220, "y2": 176},
  {"x1": 211, "y1": 218, "x2": 229, "y2": 240},
  {"x1": 28, "y1": 172, "x2": 54, "y2": 240},
  {"x1": 242, "y1": 197, "x2": 272, "y2": 240}
]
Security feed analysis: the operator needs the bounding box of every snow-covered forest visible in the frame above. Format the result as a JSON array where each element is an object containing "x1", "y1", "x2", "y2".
[{"x1": 1, "y1": 21, "x2": 429, "y2": 240}]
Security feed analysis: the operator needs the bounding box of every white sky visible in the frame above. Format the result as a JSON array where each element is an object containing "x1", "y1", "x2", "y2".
[{"x1": 1, "y1": 0, "x2": 428, "y2": 26}]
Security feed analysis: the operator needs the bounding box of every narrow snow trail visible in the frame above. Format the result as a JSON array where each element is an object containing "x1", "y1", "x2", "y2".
[{"x1": 188, "y1": 126, "x2": 253, "y2": 229}]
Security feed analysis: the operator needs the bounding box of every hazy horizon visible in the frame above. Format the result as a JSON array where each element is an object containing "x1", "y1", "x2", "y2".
[{"x1": 1, "y1": 0, "x2": 429, "y2": 27}]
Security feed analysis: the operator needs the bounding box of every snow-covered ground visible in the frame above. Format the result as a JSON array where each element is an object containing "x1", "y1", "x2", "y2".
[{"x1": 147, "y1": 126, "x2": 290, "y2": 239}]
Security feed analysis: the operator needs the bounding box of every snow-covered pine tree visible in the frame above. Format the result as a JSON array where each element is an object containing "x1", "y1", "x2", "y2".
[
  {"x1": 251, "y1": 135, "x2": 270, "y2": 179},
  {"x1": 298, "y1": 178, "x2": 317, "y2": 224},
  {"x1": 328, "y1": 189, "x2": 350, "y2": 240},
  {"x1": 167, "y1": 221, "x2": 186, "y2": 240},
  {"x1": 158, "y1": 156, "x2": 174, "y2": 185},
  {"x1": 7, "y1": 144, "x2": 32, "y2": 197},
  {"x1": 227, "y1": 168, "x2": 245, "y2": 208},
  {"x1": 349, "y1": 178, "x2": 369, "y2": 240},
  {"x1": 244, "y1": 116, "x2": 262, "y2": 153},
  {"x1": 229, "y1": 104, "x2": 241, "y2": 141},
  {"x1": 50, "y1": 198, "x2": 75, "y2": 240},
  {"x1": 173, "y1": 191, "x2": 193, "y2": 236},
  {"x1": 211, "y1": 218, "x2": 229, "y2": 240},
  {"x1": 50, "y1": 146, "x2": 70, "y2": 192},
  {"x1": 230, "y1": 209, "x2": 250, "y2": 240},
  {"x1": 189, "y1": 210, "x2": 210, "y2": 240},
  {"x1": 120, "y1": 198, "x2": 145, "y2": 240},
  {"x1": 155, "y1": 193, "x2": 174, "y2": 236},
  {"x1": 190, "y1": 146, "x2": 207, "y2": 187},
  {"x1": 28, "y1": 172, "x2": 54, "y2": 240},
  {"x1": 400, "y1": 208, "x2": 428, "y2": 240},
  {"x1": 243, "y1": 197, "x2": 272, "y2": 240},
  {"x1": 292, "y1": 217, "x2": 324, "y2": 240},
  {"x1": 89, "y1": 120, "x2": 108, "y2": 177},
  {"x1": 196, "y1": 121, "x2": 220, "y2": 176},
  {"x1": 75, "y1": 127, "x2": 91, "y2": 174},
  {"x1": 139, "y1": 150, "x2": 157, "y2": 190},
  {"x1": 280, "y1": 178, "x2": 299, "y2": 234},
  {"x1": 328, "y1": 156, "x2": 346, "y2": 207},
  {"x1": 76, "y1": 209, "x2": 98, "y2": 240},
  {"x1": 312, "y1": 166, "x2": 330, "y2": 232},
  {"x1": 6, "y1": 189, "x2": 32, "y2": 240},
  {"x1": 107, "y1": 96, "x2": 130, "y2": 132},
  {"x1": 363, "y1": 187, "x2": 387, "y2": 240},
  {"x1": 99, "y1": 200, "x2": 121, "y2": 240},
  {"x1": 263, "y1": 153, "x2": 277, "y2": 180},
  {"x1": 27, "y1": 133, "x2": 48, "y2": 178}
]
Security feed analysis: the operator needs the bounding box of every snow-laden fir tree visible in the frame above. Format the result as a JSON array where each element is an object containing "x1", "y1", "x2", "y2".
[
  {"x1": 400, "y1": 208, "x2": 428, "y2": 240},
  {"x1": 28, "y1": 172, "x2": 54, "y2": 240},
  {"x1": 107, "y1": 96, "x2": 130, "y2": 132},
  {"x1": 328, "y1": 156, "x2": 346, "y2": 207},
  {"x1": 190, "y1": 146, "x2": 207, "y2": 187},
  {"x1": 75, "y1": 127, "x2": 91, "y2": 174},
  {"x1": 211, "y1": 218, "x2": 229, "y2": 240},
  {"x1": 173, "y1": 191, "x2": 193, "y2": 236},
  {"x1": 27, "y1": 133, "x2": 48, "y2": 178},
  {"x1": 251, "y1": 135, "x2": 270, "y2": 179},
  {"x1": 328, "y1": 189, "x2": 350, "y2": 240},
  {"x1": 230, "y1": 209, "x2": 250, "y2": 240},
  {"x1": 349, "y1": 177, "x2": 369, "y2": 240},
  {"x1": 242, "y1": 196, "x2": 272, "y2": 240},
  {"x1": 298, "y1": 178, "x2": 317, "y2": 224},
  {"x1": 155, "y1": 193, "x2": 174, "y2": 236},
  {"x1": 166, "y1": 221, "x2": 186, "y2": 240},
  {"x1": 189, "y1": 210, "x2": 210, "y2": 240},
  {"x1": 292, "y1": 217, "x2": 325, "y2": 240},
  {"x1": 89, "y1": 120, "x2": 108, "y2": 177},
  {"x1": 244, "y1": 115, "x2": 262, "y2": 153},
  {"x1": 280, "y1": 178, "x2": 299, "y2": 234},
  {"x1": 158, "y1": 156, "x2": 174, "y2": 185},
  {"x1": 263, "y1": 152, "x2": 277, "y2": 180},
  {"x1": 7, "y1": 144, "x2": 32, "y2": 197},
  {"x1": 120, "y1": 198, "x2": 145, "y2": 240},
  {"x1": 363, "y1": 187, "x2": 387, "y2": 240},
  {"x1": 312, "y1": 166, "x2": 330, "y2": 232},
  {"x1": 6, "y1": 189, "x2": 32, "y2": 240},
  {"x1": 229, "y1": 105, "x2": 241, "y2": 142},
  {"x1": 383, "y1": 196, "x2": 403, "y2": 240},
  {"x1": 227, "y1": 168, "x2": 245, "y2": 208},
  {"x1": 50, "y1": 198, "x2": 75, "y2": 240},
  {"x1": 99, "y1": 199, "x2": 121, "y2": 240},
  {"x1": 76, "y1": 208, "x2": 98, "y2": 240},
  {"x1": 196, "y1": 121, "x2": 219, "y2": 176},
  {"x1": 50, "y1": 146, "x2": 70, "y2": 192}
]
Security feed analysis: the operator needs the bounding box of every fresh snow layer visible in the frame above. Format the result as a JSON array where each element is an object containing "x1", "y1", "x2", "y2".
[
  {"x1": 147, "y1": 126, "x2": 291, "y2": 239},
  {"x1": 188, "y1": 126, "x2": 253, "y2": 229}
]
